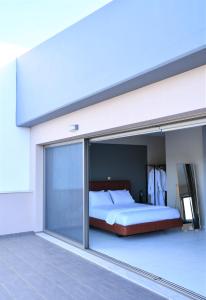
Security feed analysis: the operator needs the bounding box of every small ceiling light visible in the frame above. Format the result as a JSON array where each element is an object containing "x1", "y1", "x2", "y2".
[{"x1": 69, "y1": 124, "x2": 79, "y2": 132}]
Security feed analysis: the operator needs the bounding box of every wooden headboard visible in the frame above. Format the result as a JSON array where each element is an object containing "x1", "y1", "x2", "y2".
[{"x1": 89, "y1": 180, "x2": 131, "y2": 191}]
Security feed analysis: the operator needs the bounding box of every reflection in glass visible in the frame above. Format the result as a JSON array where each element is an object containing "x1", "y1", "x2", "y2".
[
  {"x1": 45, "y1": 142, "x2": 83, "y2": 244},
  {"x1": 182, "y1": 197, "x2": 193, "y2": 221},
  {"x1": 177, "y1": 163, "x2": 200, "y2": 229}
]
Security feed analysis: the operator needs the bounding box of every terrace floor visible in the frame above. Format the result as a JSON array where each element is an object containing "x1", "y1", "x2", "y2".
[{"x1": 0, "y1": 233, "x2": 166, "y2": 300}]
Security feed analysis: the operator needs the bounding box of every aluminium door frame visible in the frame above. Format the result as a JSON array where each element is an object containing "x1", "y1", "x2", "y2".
[
  {"x1": 43, "y1": 116, "x2": 206, "y2": 250},
  {"x1": 89, "y1": 117, "x2": 206, "y2": 143},
  {"x1": 87, "y1": 118, "x2": 206, "y2": 300},
  {"x1": 43, "y1": 138, "x2": 89, "y2": 249},
  {"x1": 42, "y1": 115, "x2": 206, "y2": 299}
]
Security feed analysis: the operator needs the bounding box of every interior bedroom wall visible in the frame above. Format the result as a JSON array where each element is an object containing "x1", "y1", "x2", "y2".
[
  {"x1": 103, "y1": 135, "x2": 165, "y2": 164},
  {"x1": 165, "y1": 127, "x2": 206, "y2": 229},
  {"x1": 89, "y1": 143, "x2": 147, "y2": 201}
]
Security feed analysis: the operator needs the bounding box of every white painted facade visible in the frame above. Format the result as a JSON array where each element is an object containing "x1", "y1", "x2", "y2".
[
  {"x1": 0, "y1": 62, "x2": 30, "y2": 192},
  {"x1": 0, "y1": 58, "x2": 206, "y2": 299},
  {"x1": 0, "y1": 64, "x2": 206, "y2": 235},
  {"x1": 30, "y1": 65, "x2": 206, "y2": 145},
  {"x1": 0, "y1": 62, "x2": 32, "y2": 234},
  {"x1": 30, "y1": 65, "x2": 206, "y2": 232},
  {"x1": 0, "y1": 192, "x2": 33, "y2": 235}
]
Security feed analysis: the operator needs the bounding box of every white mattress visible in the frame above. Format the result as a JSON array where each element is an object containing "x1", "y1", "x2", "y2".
[{"x1": 89, "y1": 203, "x2": 180, "y2": 226}]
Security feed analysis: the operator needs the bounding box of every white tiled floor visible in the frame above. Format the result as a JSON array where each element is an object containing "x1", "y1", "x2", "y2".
[{"x1": 89, "y1": 228, "x2": 206, "y2": 297}]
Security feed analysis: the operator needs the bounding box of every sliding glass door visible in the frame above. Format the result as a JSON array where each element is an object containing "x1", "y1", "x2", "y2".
[{"x1": 44, "y1": 140, "x2": 88, "y2": 247}]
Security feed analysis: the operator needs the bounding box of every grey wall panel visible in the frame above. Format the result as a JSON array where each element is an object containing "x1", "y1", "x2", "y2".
[
  {"x1": 16, "y1": 0, "x2": 206, "y2": 126},
  {"x1": 89, "y1": 143, "x2": 147, "y2": 201}
]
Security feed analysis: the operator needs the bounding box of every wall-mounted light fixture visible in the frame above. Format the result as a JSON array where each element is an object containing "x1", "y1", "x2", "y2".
[{"x1": 69, "y1": 124, "x2": 79, "y2": 132}]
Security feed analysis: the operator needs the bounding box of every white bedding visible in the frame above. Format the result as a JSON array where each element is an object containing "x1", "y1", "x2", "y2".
[{"x1": 89, "y1": 203, "x2": 180, "y2": 226}]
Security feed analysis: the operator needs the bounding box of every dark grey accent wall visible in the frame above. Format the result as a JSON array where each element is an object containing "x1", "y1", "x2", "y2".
[
  {"x1": 16, "y1": 0, "x2": 206, "y2": 127},
  {"x1": 89, "y1": 143, "x2": 147, "y2": 201}
]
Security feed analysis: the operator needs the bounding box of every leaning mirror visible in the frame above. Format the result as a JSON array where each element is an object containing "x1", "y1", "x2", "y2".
[{"x1": 177, "y1": 163, "x2": 200, "y2": 230}]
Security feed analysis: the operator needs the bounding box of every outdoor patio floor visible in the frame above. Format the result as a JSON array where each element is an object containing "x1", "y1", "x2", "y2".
[{"x1": 0, "y1": 233, "x2": 166, "y2": 300}]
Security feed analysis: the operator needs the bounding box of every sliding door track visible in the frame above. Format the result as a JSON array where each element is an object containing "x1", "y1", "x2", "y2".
[{"x1": 87, "y1": 248, "x2": 206, "y2": 300}]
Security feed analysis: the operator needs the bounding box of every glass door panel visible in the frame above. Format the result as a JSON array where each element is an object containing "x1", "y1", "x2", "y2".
[{"x1": 45, "y1": 141, "x2": 84, "y2": 245}]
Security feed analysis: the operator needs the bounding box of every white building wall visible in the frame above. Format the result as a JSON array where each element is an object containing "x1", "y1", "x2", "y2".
[
  {"x1": 0, "y1": 61, "x2": 205, "y2": 235},
  {"x1": 0, "y1": 62, "x2": 32, "y2": 234},
  {"x1": 0, "y1": 192, "x2": 33, "y2": 235},
  {"x1": 0, "y1": 61, "x2": 31, "y2": 192},
  {"x1": 31, "y1": 66, "x2": 206, "y2": 231},
  {"x1": 31, "y1": 65, "x2": 206, "y2": 145}
]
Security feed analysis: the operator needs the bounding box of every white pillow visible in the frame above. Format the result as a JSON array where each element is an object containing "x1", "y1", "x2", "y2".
[
  {"x1": 109, "y1": 190, "x2": 135, "y2": 205},
  {"x1": 89, "y1": 191, "x2": 113, "y2": 207}
]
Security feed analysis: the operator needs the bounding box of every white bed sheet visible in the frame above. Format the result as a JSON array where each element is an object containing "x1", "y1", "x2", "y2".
[{"x1": 89, "y1": 203, "x2": 180, "y2": 226}]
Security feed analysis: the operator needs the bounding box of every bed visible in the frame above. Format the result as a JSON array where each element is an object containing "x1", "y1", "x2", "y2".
[{"x1": 89, "y1": 180, "x2": 183, "y2": 236}]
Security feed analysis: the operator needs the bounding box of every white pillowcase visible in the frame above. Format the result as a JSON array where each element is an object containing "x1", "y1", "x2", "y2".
[
  {"x1": 109, "y1": 190, "x2": 135, "y2": 205},
  {"x1": 89, "y1": 191, "x2": 113, "y2": 207}
]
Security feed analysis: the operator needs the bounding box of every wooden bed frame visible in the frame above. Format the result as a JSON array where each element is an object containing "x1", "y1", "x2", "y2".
[{"x1": 89, "y1": 180, "x2": 183, "y2": 236}]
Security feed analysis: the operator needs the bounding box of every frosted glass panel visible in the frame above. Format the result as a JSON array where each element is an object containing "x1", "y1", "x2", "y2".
[{"x1": 45, "y1": 142, "x2": 83, "y2": 244}]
